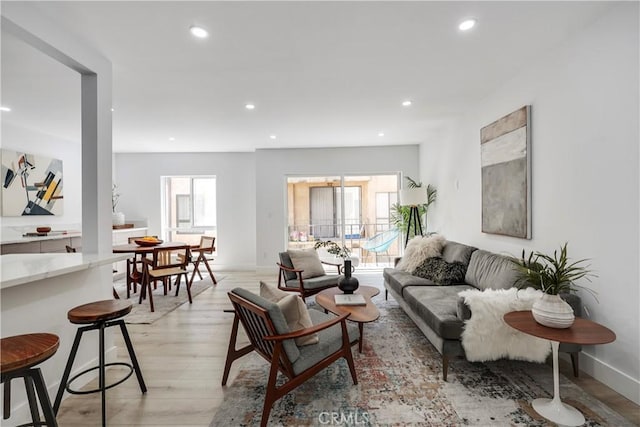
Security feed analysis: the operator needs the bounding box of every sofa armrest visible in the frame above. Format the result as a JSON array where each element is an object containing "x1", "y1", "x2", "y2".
[{"x1": 456, "y1": 296, "x2": 472, "y2": 321}]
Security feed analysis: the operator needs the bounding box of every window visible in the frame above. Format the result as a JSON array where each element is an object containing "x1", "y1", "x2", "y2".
[
  {"x1": 375, "y1": 192, "x2": 398, "y2": 232},
  {"x1": 161, "y1": 176, "x2": 216, "y2": 246}
]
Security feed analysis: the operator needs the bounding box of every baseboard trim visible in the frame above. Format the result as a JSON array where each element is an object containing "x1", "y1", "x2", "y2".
[{"x1": 580, "y1": 351, "x2": 640, "y2": 405}]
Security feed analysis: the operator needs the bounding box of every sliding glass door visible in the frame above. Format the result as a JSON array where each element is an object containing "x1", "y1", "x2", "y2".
[{"x1": 286, "y1": 174, "x2": 400, "y2": 267}]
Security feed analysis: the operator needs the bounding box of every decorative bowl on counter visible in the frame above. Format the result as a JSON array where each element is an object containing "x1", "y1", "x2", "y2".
[
  {"x1": 36, "y1": 227, "x2": 52, "y2": 233},
  {"x1": 134, "y1": 238, "x2": 163, "y2": 247}
]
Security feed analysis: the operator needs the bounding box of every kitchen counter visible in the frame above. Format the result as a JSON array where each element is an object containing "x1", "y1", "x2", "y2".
[
  {"x1": 1, "y1": 252, "x2": 128, "y2": 289},
  {"x1": 1, "y1": 230, "x2": 83, "y2": 245}
]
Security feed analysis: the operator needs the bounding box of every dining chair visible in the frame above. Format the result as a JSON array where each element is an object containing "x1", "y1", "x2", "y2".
[
  {"x1": 140, "y1": 245, "x2": 191, "y2": 312},
  {"x1": 126, "y1": 235, "x2": 159, "y2": 297},
  {"x1": 188, "y1": 236, "x2": 217, "y2": 285}
]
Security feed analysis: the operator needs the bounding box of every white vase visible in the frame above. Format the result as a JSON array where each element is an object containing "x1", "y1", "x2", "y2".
[
  {"x1": 112, "y1": 212, "x2": 125, "y2": 226},
  {"x1": 531, "y1": 293, "x2": 575, "y2": 328}
]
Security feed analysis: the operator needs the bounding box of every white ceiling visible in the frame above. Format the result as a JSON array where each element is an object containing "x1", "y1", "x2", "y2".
[{"x1": 1, "y1": 1, "x2": 613, "y2": 153}]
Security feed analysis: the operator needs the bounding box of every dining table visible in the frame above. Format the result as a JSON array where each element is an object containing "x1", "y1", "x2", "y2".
[{"x1": 112, "y1": 241, "x2": 188, "y2": 299}]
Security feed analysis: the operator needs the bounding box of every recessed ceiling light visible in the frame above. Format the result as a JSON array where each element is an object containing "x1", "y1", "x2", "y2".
[
  {"x1": 402, "y1": 100, "x2": 412, "y2": 107},
  {"x1": 110, "y1": 108, "x2": 115, "y2": 112},
  {"x1": 270, "y1": 135, "x2": 277, "y2": 140},
  {"x1": 190, "y1": 25, "x2": 209, "y2": 38},
  {"x1": 459, "y1": 19, "x2": 477, "y2": 31},
  {"x1": 378, "y1": 132, "x2": 385, "y2": 137},
  {"x1": 169, "y1": 137, "x2": 175, "y2": 141},
  {"x1": 0, "y1": 106, "x2": 12, "y2": 112},
  {"x1": 245, "y1": 103, "x2": 255, "y2": 110}
]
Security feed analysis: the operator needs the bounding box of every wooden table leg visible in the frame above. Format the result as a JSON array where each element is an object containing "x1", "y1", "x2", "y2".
[{"x1": 358, "y1": 323, "x2": 364, "y2": 353}]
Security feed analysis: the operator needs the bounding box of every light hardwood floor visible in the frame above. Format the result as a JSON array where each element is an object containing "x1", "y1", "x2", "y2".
[{"x1": 55, "y1": 271, "x2": 639, "y2": 426}]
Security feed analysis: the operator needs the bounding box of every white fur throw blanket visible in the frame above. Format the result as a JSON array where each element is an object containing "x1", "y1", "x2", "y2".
[{"x1": 458, "y1": 287, "x2": 550, "y2": 362}]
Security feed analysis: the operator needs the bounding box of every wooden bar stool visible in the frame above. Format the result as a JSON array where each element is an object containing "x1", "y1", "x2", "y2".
[
  {"x1": 52, "y1": 300, "x2": 146, "y2": 427},
  {"x1": 1, "y1": 333, "x2": 59, "y2": 427}
]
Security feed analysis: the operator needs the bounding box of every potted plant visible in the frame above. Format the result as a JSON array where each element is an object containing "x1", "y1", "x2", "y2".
[
  {"x1": 511, "y1": 242, "x2": 597, "y2": 328},
  {"x1": 390, "y1": 176, "x2": 437, "y2": 239},
  {"x1": 313, "y1": 240, "x2": 351, "y2": 259}
]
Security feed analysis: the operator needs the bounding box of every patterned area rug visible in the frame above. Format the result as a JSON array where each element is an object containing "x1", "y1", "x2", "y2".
[
  {"x1": 113, "y1": 274, "x2": 222, "y2": 324},
  {"x1": 211, "y1": 301, "x2": 631, "y2": 426}
]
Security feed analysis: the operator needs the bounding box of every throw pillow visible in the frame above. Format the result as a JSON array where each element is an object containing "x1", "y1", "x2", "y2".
[
  {"x1": 413, "y1": 257, "x2": 467, "y2": 286},
  {"x1": 288, "y1": 249, "x2": 326, "y2": 279},
  {"x1": 396, "y1": 234, "x2": 446, "y2": 273},
  {"x1": 259, "y1": 282, "x2": 319, "y2": 346}
]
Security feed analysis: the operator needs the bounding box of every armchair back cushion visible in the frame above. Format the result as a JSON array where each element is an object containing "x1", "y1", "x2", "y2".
[
  {"x1": 230, "y1": 287, "x2": 301, "y2": 363},
  {"x1": 288, "y1": 249, "x2": 326, "y2": 279},
  {"x1": 279, "y1": 252, "x2": 298, "y2": 281}
]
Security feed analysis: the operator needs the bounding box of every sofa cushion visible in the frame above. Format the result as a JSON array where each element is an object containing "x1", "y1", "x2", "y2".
[
  {"x1": 383, "y1": 267, "x2": 437, "y2": 297},
  {"x1": 413, "y1": 257, "x2": 467, "y2": 285},
  {"x1": 288, "y1": 249, "x2": 326, "y2": 279},
  {"x1": 403, "y1": 284, "x2": 474, "y2": 340},
  {"x1": 441, "y1": 241, "x2": 477, "y2": 266},
  {"x1": 465, "y1": 250, "x2": 519, "y2": 291},
  {"x1": 396, "y1": 234, "x2": 446, "y2": 273}
]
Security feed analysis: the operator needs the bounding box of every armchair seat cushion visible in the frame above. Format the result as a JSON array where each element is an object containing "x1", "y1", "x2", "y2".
[
  {"x1": 293, "y1": 309, "x2": 360, "y2": 375},
  {"x1": 283, "y1": 275, "x2": 340, "y2": 290}
]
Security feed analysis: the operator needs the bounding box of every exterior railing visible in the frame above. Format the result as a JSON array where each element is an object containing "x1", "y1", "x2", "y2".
[{"x1": 287, "y1": 222, "x2": 401, "y2": 267}]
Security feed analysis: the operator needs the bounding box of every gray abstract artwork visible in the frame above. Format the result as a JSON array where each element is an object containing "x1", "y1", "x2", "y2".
[{"x1": 480, "y1": 106, "x2": 531, "y2": 239}]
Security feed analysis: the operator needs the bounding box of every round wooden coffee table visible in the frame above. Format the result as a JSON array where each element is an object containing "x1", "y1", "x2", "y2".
[
  {"x1": 315, "y1": 286, "x2": 380, "y2": 353},
  {"x1": 504, "y1": 310, "x2": 616, "y2": 426}
]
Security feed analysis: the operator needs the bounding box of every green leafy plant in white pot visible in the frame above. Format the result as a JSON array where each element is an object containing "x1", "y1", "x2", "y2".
[{"x1": 511, "y1": 242, "x2": 596, "y2": 328}]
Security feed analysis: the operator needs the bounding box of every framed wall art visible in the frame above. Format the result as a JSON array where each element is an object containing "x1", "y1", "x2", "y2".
[
  {"x1": 1, "y1": 149, "x2": 64, "y2": 216},
  {"x1": 480, "y1": 105, "x2": 531, "y2": 239}
]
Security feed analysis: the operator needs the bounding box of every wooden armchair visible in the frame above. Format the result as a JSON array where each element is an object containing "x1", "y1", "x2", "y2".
[
  {"x1": 277, "y1": 251, "x2": 341, "y2": 301},
  {"x1": 222, "y1": 288, "x2": 359, "y2": 427},
  {"x1": 139, "y1": 245, "x2": 191, "y2": 312}
]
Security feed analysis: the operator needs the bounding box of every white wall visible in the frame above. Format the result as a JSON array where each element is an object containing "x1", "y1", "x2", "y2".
[
  {"x1": 255, "y1": 145, "x2": 420, "y2": 270},
  {"x1": 114, "y1": 152, "x2": 256, "y2": 270},
  {"x1": 1, "y1": 123, "x2": 82, "y2": 229},
  {"x1": 421, "y1": 3, "x2": 639, "y2": 403}
]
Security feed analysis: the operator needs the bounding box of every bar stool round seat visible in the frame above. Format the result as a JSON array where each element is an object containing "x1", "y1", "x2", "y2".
[
  {"x1": 1, "y1": 333, "x2": 60, "y2": 427},
  {"x1": 53, "y1": 300, "x2": 146, "y2": 427},
  {"x1": 67, "y1": 300, "x2": 132, "y2": 324}
]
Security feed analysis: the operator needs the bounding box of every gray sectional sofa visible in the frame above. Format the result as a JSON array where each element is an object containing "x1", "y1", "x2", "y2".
[{"x1": 383, "y1": 240, "x2": 581, "y2": 381}]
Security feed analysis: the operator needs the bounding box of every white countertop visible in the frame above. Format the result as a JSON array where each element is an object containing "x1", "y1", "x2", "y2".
[
  {"x1": 1, "y1": 253, "x2": 128, "y2": 289},
  {"x1": 0, "y1": 227, "x2": 82, "y2": 245}
]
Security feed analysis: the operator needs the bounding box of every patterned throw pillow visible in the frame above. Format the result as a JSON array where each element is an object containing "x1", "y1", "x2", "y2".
[{"x1": 413, "y1": 257, "x2": 467, "y2": 286}]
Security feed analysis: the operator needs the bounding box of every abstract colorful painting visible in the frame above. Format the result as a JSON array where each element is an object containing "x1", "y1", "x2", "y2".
[
  {"x1": 1, "y1": 149, "x2": 64, "y2": 216},
  {"x1": 480, "y1": 106, "x2": 531, "y2": 239}
]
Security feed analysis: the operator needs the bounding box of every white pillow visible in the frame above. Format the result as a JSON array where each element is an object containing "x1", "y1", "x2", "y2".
[
  {"x1": 396, "y1": 234, "x2": 446, "y2": 273},
  {"x1": 260, "y1": 282, "x2": 319, "y2": 346},
  {"x1": 288, "y1": 249, "x2": 326, "y2": 279}
]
